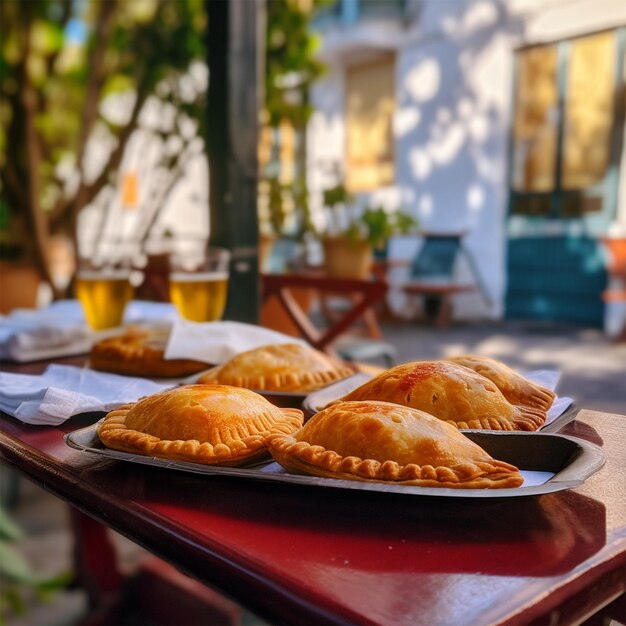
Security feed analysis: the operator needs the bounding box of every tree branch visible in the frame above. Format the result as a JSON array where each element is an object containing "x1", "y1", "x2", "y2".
[
  {"x1": 75, "y1": 0, "x2": 118, "y2": 172},
  {"x1": 2, "y1": 92, "x2": 27, "y2": 212},
  {"x1": 50, "y1": 82, "x2": 149, "y2": 230},
  {"x1": 38, "y1": 0, "x2": 72, "y2": 112},
  {"x1": 135, "y1": 143, "x2": 198, "y2": 246}
]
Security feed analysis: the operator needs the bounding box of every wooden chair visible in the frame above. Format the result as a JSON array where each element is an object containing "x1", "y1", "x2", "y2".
[
  {"x1": 402, "y1": 232, "x2": 491, "y2": 328},
  {"x1": 264, "y1": 238, "x2": 303, "y2": 273}
]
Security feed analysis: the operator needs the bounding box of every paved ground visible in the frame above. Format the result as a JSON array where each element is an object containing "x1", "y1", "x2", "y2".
[{"x1": 3, "y1": 319, "x2": 625, "y2": 626}]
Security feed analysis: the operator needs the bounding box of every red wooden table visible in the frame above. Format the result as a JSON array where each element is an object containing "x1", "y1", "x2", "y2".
[{"x1": 1, "y1": 355, "x2": 625, "y2": 625}]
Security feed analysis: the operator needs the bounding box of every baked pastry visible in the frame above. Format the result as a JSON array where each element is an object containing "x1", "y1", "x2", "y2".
[
  {"x1": 197, "y1": 343, "x2": 354, "y2": 393},
  {"x1": 445, "y1": 354, "x2": 555, "y2": 411},
  {"x1": 90, "y1": 326, "x2": 208, "y2": 378},
  {"x1": 334, "y1": 361, "x2": 546, "y2": 431},
  {"x1": 97, "y1": 384, "x2": 303, "y2": 466},
  {"x1": 268, "y1": 401, "x2": 523, "y2": 489}
]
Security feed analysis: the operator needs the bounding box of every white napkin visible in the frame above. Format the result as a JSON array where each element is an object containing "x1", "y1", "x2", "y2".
[
  {"x1": 0, "y1": 301, "x2": 91, "y2": 362},
  {"x1": 0, "y1": 300, "x2": 178, "y2": 363},
  {"x1": 164, "y1": 319, "x2": 309, "y2": 364},
  {"x1": 0, "y1": 364, "x2": 171, "y2": 426}
]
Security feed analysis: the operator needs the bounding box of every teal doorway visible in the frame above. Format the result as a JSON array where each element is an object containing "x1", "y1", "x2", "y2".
[{"x1": 505, "y1": 28, "x2": 625, "y2": 326}]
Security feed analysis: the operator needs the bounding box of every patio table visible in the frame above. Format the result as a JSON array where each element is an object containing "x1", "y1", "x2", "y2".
[
  {"x1": 261, "y1": 271, "x2": 388, "y2": 348},
  {"x1": 0, "y1": 354, "x2": 625, "y2": 625}
]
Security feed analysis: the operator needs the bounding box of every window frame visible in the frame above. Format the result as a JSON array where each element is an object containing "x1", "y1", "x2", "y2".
[{"x1": 507, "y1": 26, "x2": 626, "y2": 236}]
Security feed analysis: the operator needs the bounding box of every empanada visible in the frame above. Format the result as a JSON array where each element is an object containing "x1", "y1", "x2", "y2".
[
  {"x1": 445, "y1": 355, "x2": 555, "y2": 411},
  {"x1": 90, "y1": 325, "x2": 208, "y2": 378},
  {"x1": 268, "y1": 401, "x2": 523, "y2": 488},
  {"x1": 197, "y1": 343, "x2": 353, "y2": 393},
  {"x1": 335, "y1": 361, "x2": 546, "y2": 431},
  {"x1": 97, "y1": 384, "x2": 303, "y2": 466}
]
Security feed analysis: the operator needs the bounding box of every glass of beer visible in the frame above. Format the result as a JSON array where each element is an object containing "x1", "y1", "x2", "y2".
[
  {"x1": 168, "y1": 247, "x2": 230, "y2": 322},
  {"x1": 75, "y1": 257, "x2": 134, "y2": 330}
]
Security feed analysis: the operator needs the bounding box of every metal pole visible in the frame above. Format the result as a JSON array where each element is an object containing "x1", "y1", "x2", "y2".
[{"x1": 207, "y1": 0, "x2": 265, "y2": 323}]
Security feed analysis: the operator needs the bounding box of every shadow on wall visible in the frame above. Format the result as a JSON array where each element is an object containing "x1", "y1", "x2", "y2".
[
  {"x1": 386, "y1": 2, "x2": 527, "y2": 320},
  {"x1": 308, "y1": 0, "x2": 528, "y2": 320}
]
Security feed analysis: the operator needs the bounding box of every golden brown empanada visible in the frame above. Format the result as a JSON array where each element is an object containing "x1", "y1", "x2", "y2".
[
  {"x1": 268, "y1": 401, "x2": 523, "y2": 489},
  {"x1": 335, "y1": 361, "x2": 546, "y2": 431},
  {"x1": 445, "y1": 355, "x2": 555, "y2": 411},
  {"x1": 90, "y1": 325, "x2": 208, "y2": 378},
  {"x1": 97, "y1": 384, "x2": 303, "y2": 466},
  {"x1": 197, "y1": 343, "x2": 354, "y2": 393}
]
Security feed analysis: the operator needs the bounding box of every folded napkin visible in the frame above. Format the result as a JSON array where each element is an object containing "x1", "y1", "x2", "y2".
[
  {"x1": 164, "y1": 319, "x2": 309, "y2": 364},
  {"x1": 0, "y1": 300, "x2": 178, "y2": 363},
  {"x1": 0, "y1": 301, "x2": 91, "y2": 362},
  {"x1": 0, "y1": 364, "x2": 171, "y2": 425}
]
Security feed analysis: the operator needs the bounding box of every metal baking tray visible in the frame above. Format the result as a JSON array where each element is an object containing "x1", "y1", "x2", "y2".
[
  {"x1": 302, "y1": 372, "x2": 372, "y2": 416},
  {"x1": 301, "y1": 373, "x2": 577, "y2": 432},
  {"x1": 65, "y1": 422, "x2": 604, "y2": 499}
]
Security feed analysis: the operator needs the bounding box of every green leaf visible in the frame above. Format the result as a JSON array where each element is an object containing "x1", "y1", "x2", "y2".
[
  {"x1": 102, "y1": 73, "x2": 135, "y2": 96},
  {"x1": 1, "y1": 586, "x2": 28, "y2": 618},
  {"x1": 0, "y1": 508, "x2": 23, "y2": 542},
  {"x1": 32, "y1": 20, "x2": 65, "y2": 55},
  {"x1": 0, "y1": 541, "x2": 39, "y2": 585},
  {"x1": 35, "y1": 570, "x2": 73, "y2": 593},
  {"x1": 322, "y1": 184, "x2": 353, "y2": 208}
]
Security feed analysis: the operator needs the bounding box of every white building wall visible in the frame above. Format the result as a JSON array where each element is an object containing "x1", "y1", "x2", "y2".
[{"x1": 308, "y1": 0, "x2": 626, "y2": 321}]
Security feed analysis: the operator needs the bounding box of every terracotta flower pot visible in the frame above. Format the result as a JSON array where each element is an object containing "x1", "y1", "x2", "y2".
[
  {"x1": 600, "y1": 236, "x2": 626, "y2": 280},
  {"x1": 322, "y1": 236, "x2": 372, "y2": 279},
  {"x1": 0, "y1": 262, "x2": 41, "y2": 313}
]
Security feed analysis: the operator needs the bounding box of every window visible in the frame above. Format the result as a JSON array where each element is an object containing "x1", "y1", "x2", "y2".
[
  {"x1": 511, "y1": 44, "x2": 559, "y2": 194},
  {"x1": 345, "y1": 55, "x2": 395, "y2": 192},
  {"x1": 510, "y1": 29, "x2": 624, "y2": 219},
  {"x1": 562, "y1": 31, "x2": 615, "y2": 190}
]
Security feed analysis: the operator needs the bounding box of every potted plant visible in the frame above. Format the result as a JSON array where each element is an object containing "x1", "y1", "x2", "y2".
[{"x1": 320, "y1": 184, "x2": 417, "y2": 279}]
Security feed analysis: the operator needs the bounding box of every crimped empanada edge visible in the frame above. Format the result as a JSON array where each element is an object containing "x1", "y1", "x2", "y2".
[
  {"x1": 267, "y1": 434, "x2": 523, "y2": 489},
  {"x1": 198, "y1": 364, "x2": 353, "y2": 392},
  {"x1": 97, "y1": 405, "x2": 304, "y2": 467}
]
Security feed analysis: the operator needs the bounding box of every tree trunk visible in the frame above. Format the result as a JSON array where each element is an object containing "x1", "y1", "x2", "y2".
[{"x1": 18, "y1": 12, "x2": 59, "y2": 299}]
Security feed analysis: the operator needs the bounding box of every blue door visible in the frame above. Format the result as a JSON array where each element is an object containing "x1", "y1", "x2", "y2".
[{"x1": 506, "y1": 28, "x2": 625, "y2": 326}]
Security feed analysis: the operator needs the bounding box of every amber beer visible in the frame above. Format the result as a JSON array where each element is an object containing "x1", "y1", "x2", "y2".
[
  {"x1": 75, "y1": 271, "x2": 133, "y2": 330},
  {"x1": 169, "y1": 271, "x2": 229, "y2": 322}
]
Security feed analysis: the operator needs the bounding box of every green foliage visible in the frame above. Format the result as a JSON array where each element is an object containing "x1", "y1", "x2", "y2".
[
  {"x1": 323, "y1": 183, "x2": 354, "y2": 209},
  {"x1": 0, "y1": 0, "x2": 207, "y2": 272},
  {"x1": 267, "y1": 175, "x2": 292, "y2": 235},
  {"x1": 261, "y1": 0, "x2": 332, "y2": 239},
  {"x1": 0, "y1": 506, "x2": 72, "y2": 625},
  {"x1": 358, "y1": 206, "x2": 418, "y2": 249},
  {"x1": 322, "y1": 183, "x2": 418, "y2": 248},
  {"x1": 0, "y1": 506, "x2": 23, "y2": 542},
  {"x1": 265, "y1": 0, "x2": 329, "y2": 127}
]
